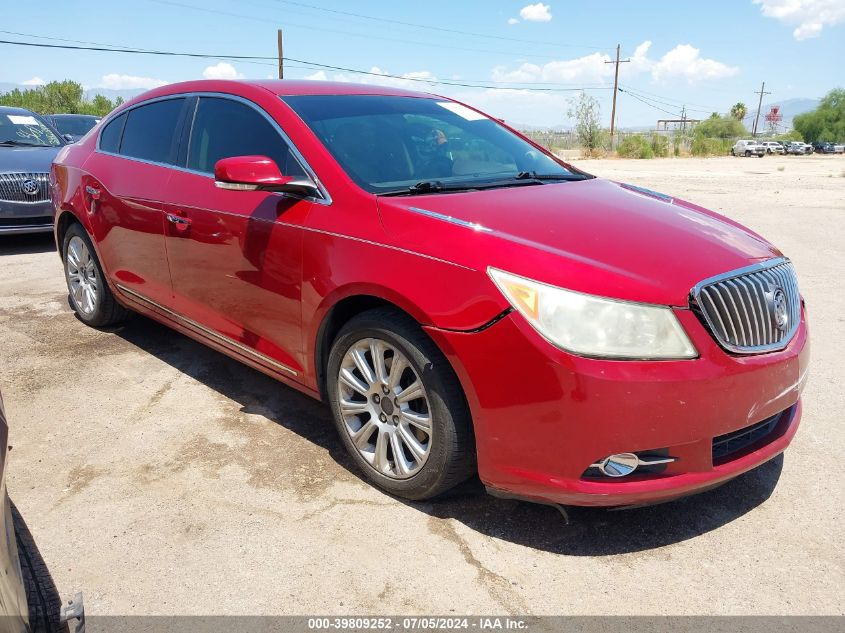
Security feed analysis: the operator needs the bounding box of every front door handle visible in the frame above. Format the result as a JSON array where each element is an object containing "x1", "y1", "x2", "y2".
[{"x1": 166, "y1": 213, "x2": 191, "y2": 226}]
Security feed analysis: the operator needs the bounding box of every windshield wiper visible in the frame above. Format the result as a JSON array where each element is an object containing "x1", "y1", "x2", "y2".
[
  {"x1": 379, "y1": 178, "x2": 549, "y2": 197},
  {"x1": 515, "y1": 171, "x2": 591, "y2": 181}
]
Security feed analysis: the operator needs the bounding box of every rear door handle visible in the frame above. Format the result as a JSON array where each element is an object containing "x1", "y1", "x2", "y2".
[
  {"x1": 85, "y1": 185, "x2": 101, "y2": 200},
  {"x1": 166, "y1": 213, "x2": 191, "y2": 226}
]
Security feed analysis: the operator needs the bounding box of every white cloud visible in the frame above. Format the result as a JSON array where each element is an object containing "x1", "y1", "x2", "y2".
[
  {"x1": 98, "y1": 74, "x2": 167, "y2": 90},
  {"x1": 753, "y1": 0, "x2": 845, "y2": 39},
  {"x1": 201, "y1": 62, "x2": 244, "y2": 80},
  {"x1": 650, "y1": 44, "x2": 739, "y2": 82},
  {"x1": 303, "y1": 66, "x2": 438, "y2": 91},
  {"x1": 507, "y1": 17, "x2": 520, "y2": 25},
  {"x1": 491, "y1": 41, "x2": 737, "y2": 85},
  {"x1": 519, "y1": 2, "x2": 552, "y2": 21},
  {"x1": 21, "y1": 76, "x2": 46, "y2": 86}
]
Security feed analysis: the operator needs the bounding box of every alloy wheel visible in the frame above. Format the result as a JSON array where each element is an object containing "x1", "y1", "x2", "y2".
[
  {"x1": 66, "y1": 236, "x2": 98, "y2": 316},
  {"x1": 337, "y1": 338, "x2": 432, "y2": 479}
]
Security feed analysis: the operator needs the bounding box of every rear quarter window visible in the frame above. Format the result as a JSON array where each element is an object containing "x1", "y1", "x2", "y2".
[
  {"x1": 99, "y1": 113, "x2": 125, "y2": 153},
  {"x1": 119, "y1": 98, "x2": 186, "y2": 164}
]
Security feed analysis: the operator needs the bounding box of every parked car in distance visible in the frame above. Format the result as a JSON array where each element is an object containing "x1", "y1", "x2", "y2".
[
  {"x1": 833, "y1": 143, "x2": 844, "y2": 154},
  {"x1": 1, "y1": 106, "x2": 66, "y2": 235},
  {"x1": 812, "y1": 141, "x2": 836, "y2": 154},
  {"x1": 783, "y1": 141, "x2": 809, "y2": 155},
  {"x1": 51, "y1": 80, "x2": 808, "y2": 508},
  {"x1": 46, "y1": 114, "x2": 101, "y2": 143},
  {"x1": 0, "y1": 389, "x2": 85, "y2": 633},
  {"x1": 760, "y1": 141, "x2": 784, "y2": 154},
  {"x1": 731, "y1": 139, "x2": 765, "y2": 157}
]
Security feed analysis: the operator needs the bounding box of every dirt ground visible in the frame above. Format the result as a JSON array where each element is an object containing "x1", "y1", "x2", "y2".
[{"x1": 1, "y1": 155, "x2": 843, "y2": 616}]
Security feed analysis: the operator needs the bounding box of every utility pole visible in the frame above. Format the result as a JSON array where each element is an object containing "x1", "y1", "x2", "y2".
[
  {"x1": 605, "y1": 44, "x2": 630, "y2": 147},
  {"x1": 277, "y1": 29, "x2": 284, "y2": 79},
  {"x1": 752, "y1": 81, "x2": 770, "y2": 137},
  {"x1": 681, "y1": 105, "x2": 687, "y2": 133}
]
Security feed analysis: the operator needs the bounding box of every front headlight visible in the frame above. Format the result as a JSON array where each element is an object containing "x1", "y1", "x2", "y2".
[{"x1": 488, "y1": 268, "x2": 697, "y2": 360}]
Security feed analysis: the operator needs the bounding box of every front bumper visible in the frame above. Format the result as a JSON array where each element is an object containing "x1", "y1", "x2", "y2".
[
  {"x1": 0, "y1": 200, "x2": 54, "y2": 235},
  {"x1": 426, "y1": 305, "x2": 809, "y2": 507}
]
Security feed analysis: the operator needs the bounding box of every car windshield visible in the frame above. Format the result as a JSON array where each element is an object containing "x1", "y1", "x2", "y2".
[
  {"x1": 52, "y1": 115, "x2": 99, "y2": 136},
  {"x1": 0, "y1": 112, "x2": 63, "y2": 147},
  {"x1": 282, "y1": 94, "x2": 579, "y2": 194}
]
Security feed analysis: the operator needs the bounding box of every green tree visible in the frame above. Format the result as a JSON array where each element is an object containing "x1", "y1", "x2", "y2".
[
  {"x1": 730, "y1": 102, "x2": 747, "y2": 121},
  {"x1": 567, "y1": 91, "x2": 603, "y2": 155},
  {"x1": 694, "y1": 115, "x2": 748, "y2": 139},
  {"x1": 793, "y1": 88, "x2": 845, "y2": 143},
  {"x1": 0, "y1": 80, "x2": 123, "y2": 116}
]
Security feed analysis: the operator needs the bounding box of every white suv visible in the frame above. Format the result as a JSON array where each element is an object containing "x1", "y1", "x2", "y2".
[
  {"x1": 731, "y1": 139, "x2": 765, "y2": 157},
  {"x1": 760, "y1": 141, "x2": 785, "y2": 154}
]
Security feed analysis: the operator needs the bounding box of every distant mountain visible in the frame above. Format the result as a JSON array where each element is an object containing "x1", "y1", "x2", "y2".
[
  {"x1": 82, "y1": 88, "x2": 146, "y2": 102},
  {"x1": 746, "y1": 98, "x2": 820, "y2": 130}
]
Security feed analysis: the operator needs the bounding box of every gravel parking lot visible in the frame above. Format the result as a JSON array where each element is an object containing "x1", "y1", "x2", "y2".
[{"x1": 1, "y1": 155, "x2": 843, "y2": 616}]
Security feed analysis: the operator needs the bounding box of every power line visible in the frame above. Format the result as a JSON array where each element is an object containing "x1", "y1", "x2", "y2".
[
  {"x1": 618, "y1": 84, "x2": 721, "y2": 113},
  {"x1": 146, "y1": 0, "x2": 601, "y2": 61},
  {"x1": 0, "y1": 38, "x2": 613, "y2": 93},
  {"x1": 618, "y1": 87, "x2": 683, "y2": 118},
  {"x1": 259, "y1": 0, "x2": 614, "y2": 50}
]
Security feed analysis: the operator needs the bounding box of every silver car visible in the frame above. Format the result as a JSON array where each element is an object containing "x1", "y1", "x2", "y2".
[{"x1": 0, "y1": 107, "x2": 66, "y2": 235}]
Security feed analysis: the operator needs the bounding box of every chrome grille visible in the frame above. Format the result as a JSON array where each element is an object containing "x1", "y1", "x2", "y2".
[
  {"x1": 691, "y1": 258, "x2": 801, "y2": 354},
  {"x1": 0, "y1": 172, "x2": 50, "y2": 203}
]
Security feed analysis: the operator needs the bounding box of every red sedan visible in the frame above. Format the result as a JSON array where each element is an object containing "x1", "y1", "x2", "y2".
[{"x1": 50, "y1": 80, "x2": 809, "y2": 507}]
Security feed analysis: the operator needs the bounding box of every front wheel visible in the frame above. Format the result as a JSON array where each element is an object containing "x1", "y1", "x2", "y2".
[
  {"x1": 745, "y1": 150, "x2": 751, "y2": 157},
  {"x1": 327, "y1": 308, "x2": 475, "y2": 500}
]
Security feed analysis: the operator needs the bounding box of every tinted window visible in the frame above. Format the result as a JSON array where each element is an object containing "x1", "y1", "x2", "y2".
[
  {"x1": 187, "y1": 97, "x2": 306, "y2": 177},
  {"x1": 282, "y1": 95, "x2": 575, "y2": 193},
  {"x1": 99, "y1": 113, "x2": 125, "y2": 153},
  {"x1": 120, "y1": 98, "x2": 185, "y2": 164}
]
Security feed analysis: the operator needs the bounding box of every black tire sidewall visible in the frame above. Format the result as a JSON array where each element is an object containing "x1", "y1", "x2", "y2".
[{"x1": 327, "y1": 316, "x2": 471, "y2": 500}]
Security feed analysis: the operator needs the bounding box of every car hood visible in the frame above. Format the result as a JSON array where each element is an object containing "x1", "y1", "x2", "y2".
[
  {"x1": 0, "y1": 145, "x2": 63, "y2": 172},
  {"x1": 377, "y1": 178, "x2": 780, "y2": 306}
]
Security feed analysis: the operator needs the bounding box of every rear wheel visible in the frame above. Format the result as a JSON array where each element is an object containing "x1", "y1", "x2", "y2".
[
  {"x1": 327, "y1": 308, "x2": 475, "y2": 500},
  {"x1": 745, "y1": 150, "x2": 751, "y2": 157},
  {"x1": 62, "y1": 223, "x2": 128, "y2": 327}
]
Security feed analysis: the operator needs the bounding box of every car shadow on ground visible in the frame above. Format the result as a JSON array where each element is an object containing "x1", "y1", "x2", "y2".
[
  {"x1": 0, "y1": 234, "x2": 56, "y2": 256},
  {"x1": 113, "y1": 314, "x2": 784, "y2": 557}
]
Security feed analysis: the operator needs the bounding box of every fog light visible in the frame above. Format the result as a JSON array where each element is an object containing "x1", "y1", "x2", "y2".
[
  {"x1": 594, "y1": 453, "x2": 640, "y2": 477},
  {"x1": 590, "y1": 452, "x2": 678, "y2": 478}
]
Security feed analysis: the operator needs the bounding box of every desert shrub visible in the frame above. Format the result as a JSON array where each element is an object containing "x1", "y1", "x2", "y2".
[
  {"x1": 650, "y1": 133, "x2": 669, "y2": 157},
  {"x1": 617, "y1": 134, "x2": 654, "y2": 159},
  {"x1": 690, "y1": 137, "x2": 732, "y2": 156}
]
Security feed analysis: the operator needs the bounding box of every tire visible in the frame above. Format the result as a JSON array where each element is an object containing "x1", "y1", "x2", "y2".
[
  {"x1": 758, "y1": 153, "x2": 765, "y2": 158},
  {"x1": 62, "y1": 222, "x2": 128, "y2": 327},
  {"x1": 327, "y1": 308, "x2": 475, "y2": 500},
  {"x1": 11, "y1": 504, "x2": 68, "y2": 633},
  {"x1": 730, "y1": 149, "x2": 735, "y2": 156},
  {"x1": 745, "y1": 150, "x2": 751, "y2": 157}
]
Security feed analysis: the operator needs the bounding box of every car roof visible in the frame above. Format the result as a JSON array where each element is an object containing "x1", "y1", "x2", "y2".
[{"x1": 129, "y1": 79, "x2": 440, "y2": 103}]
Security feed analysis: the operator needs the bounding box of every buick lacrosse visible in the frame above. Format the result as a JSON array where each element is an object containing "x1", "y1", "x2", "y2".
[{"x1": 51, "y1": 80, "x2": 809, "y2": 506}]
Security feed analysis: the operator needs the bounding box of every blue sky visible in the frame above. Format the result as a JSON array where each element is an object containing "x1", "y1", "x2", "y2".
[{"x1": 1, "y1": 0, "x2": 843, "y2": 127}]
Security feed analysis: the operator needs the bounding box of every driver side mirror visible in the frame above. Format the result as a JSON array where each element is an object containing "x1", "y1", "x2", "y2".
[{"x1": 214, "y1": 155, "x2": 320, "y2": 198}]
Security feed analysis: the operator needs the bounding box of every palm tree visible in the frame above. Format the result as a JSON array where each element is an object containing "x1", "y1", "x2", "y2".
[{"x1": 730, "y1": 102, "x2": 747, "y2": 121}]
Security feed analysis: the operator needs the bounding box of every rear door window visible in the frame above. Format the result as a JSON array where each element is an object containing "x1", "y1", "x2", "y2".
[
  {"x1": 119, "y1": 98, "x2": 186, "y2": 164},
  {"x1": 186, "y1": 96, "x2": 306, "y2": 177}
]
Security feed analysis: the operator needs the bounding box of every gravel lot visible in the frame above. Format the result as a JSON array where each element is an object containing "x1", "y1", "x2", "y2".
[{"x1": 1, "y1": 155, "x2": 843, "y2": 616}]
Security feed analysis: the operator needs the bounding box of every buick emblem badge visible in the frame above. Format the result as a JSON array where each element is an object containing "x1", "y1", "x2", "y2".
[
  {"x1": 771, "y1": 287, "x2": 788, "y2": 332},
  {"x1": 21, "y1": 179, "x2": 39, "y2": 196}
]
